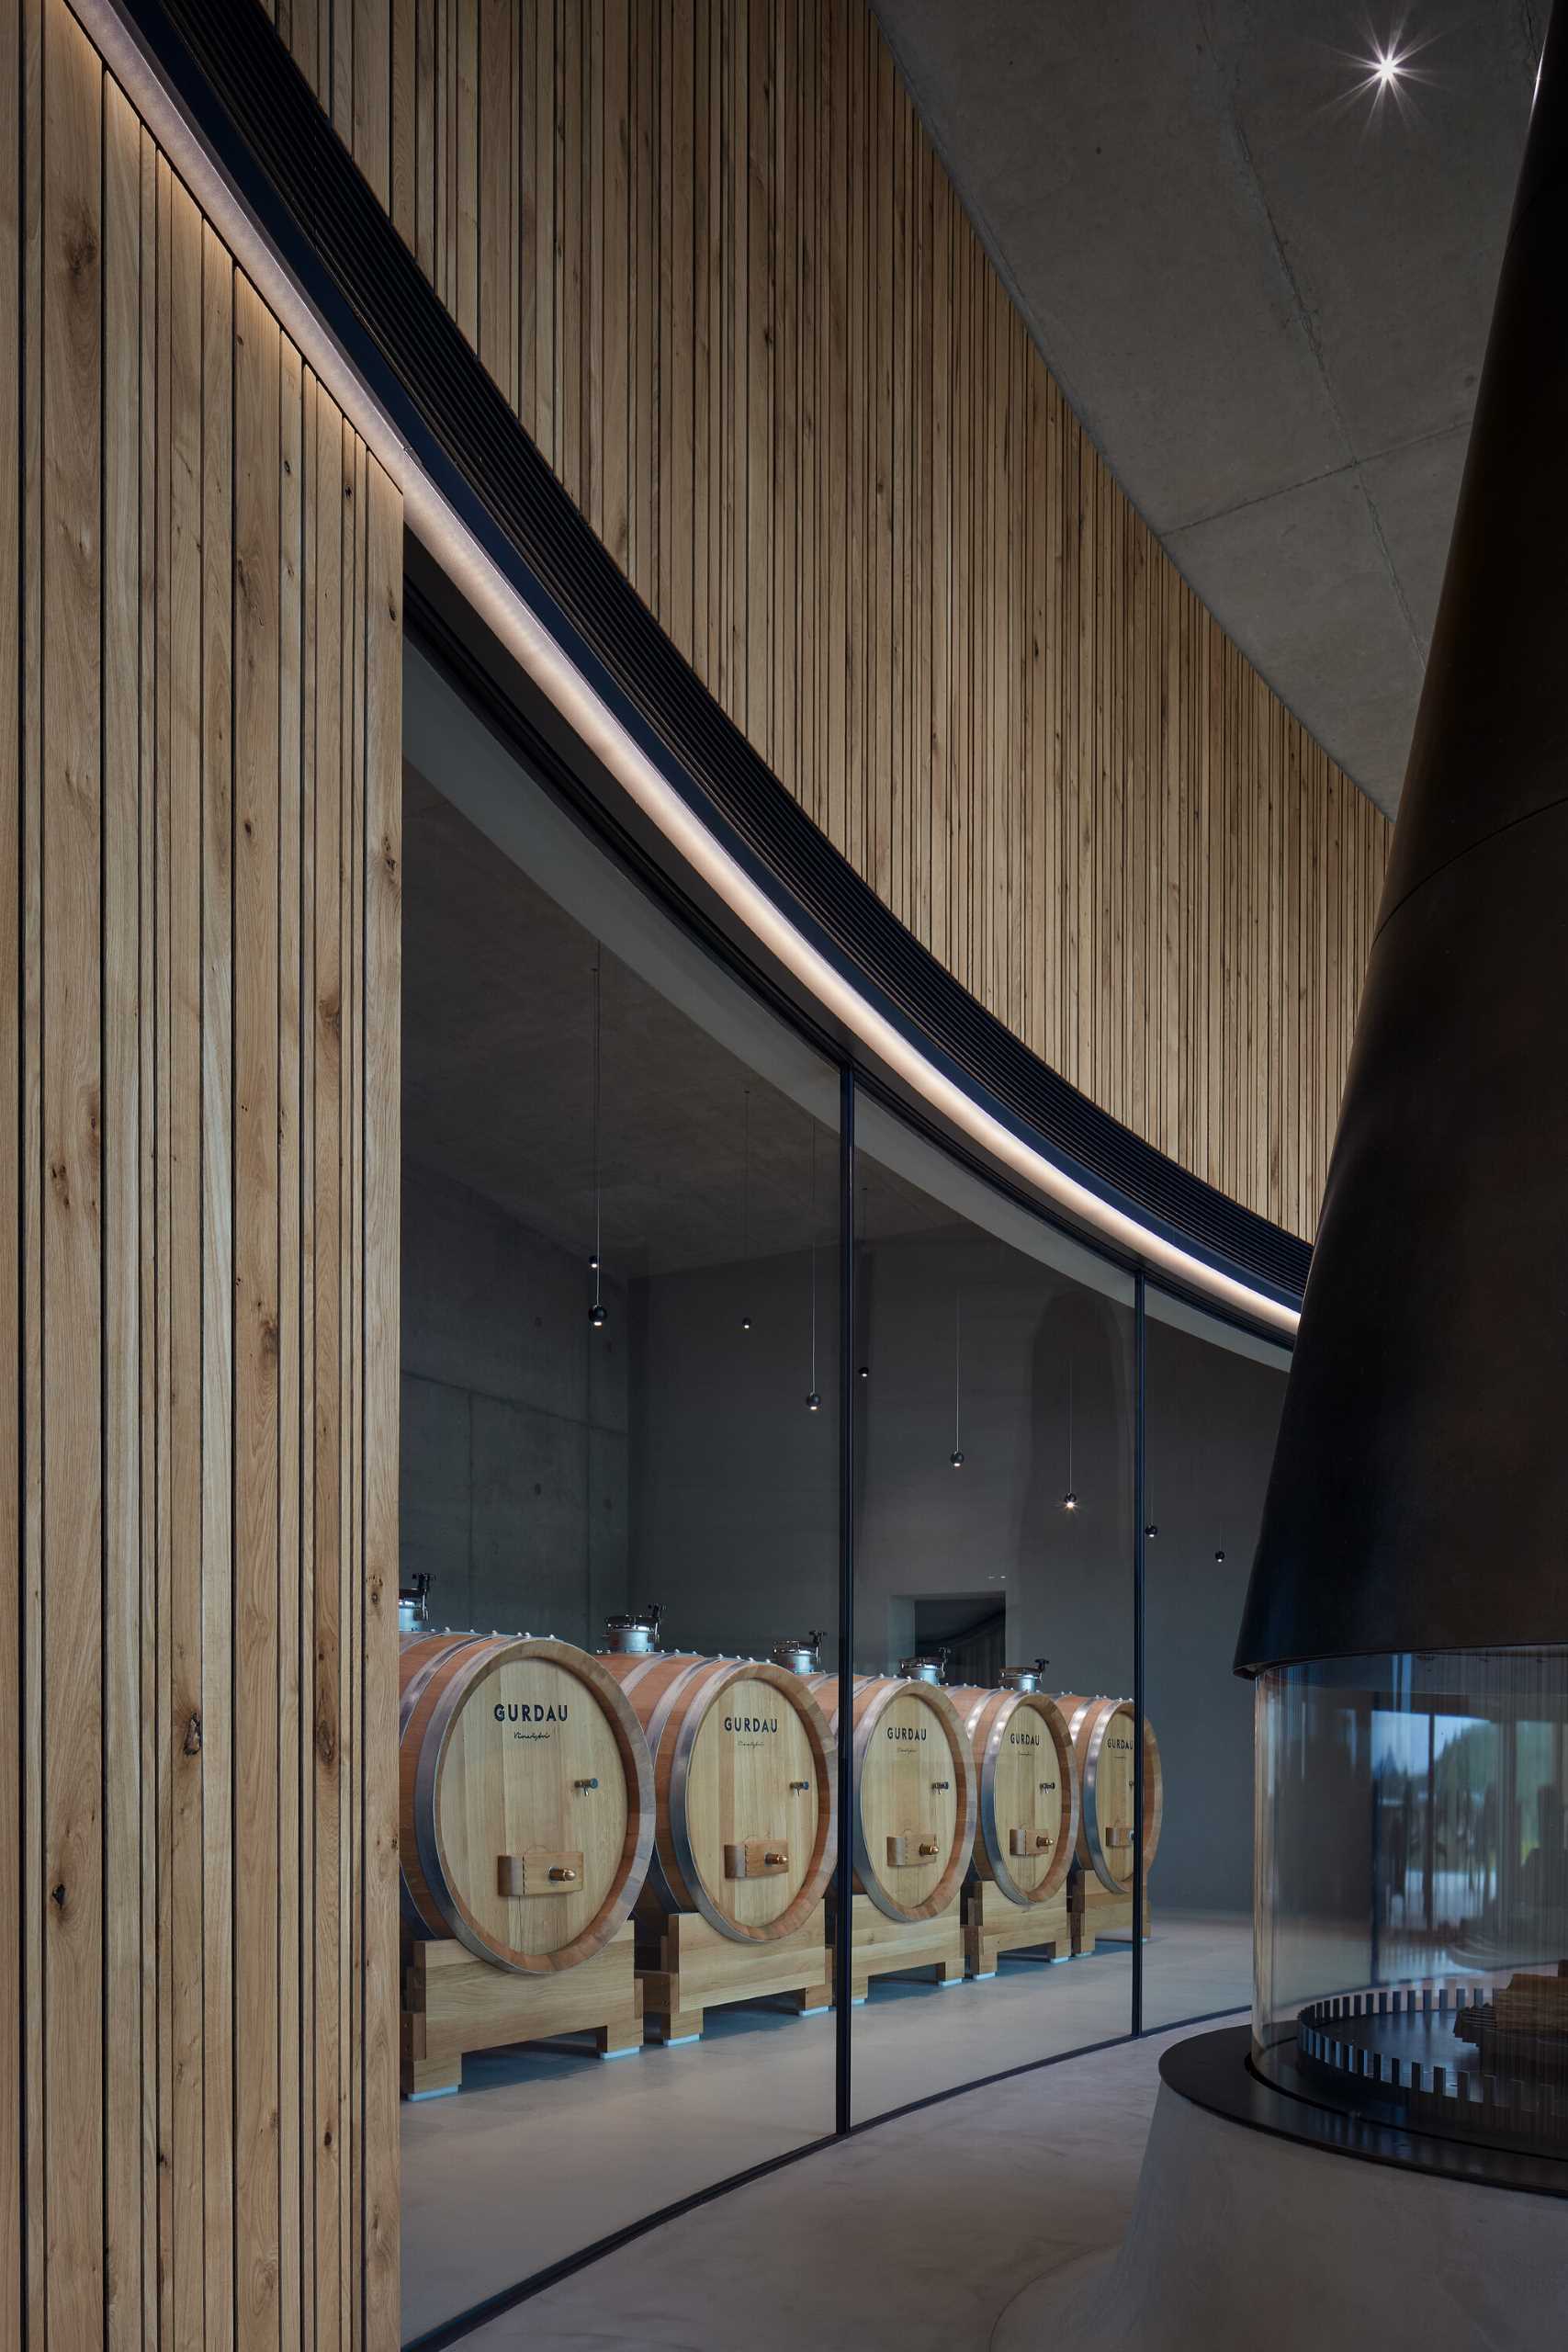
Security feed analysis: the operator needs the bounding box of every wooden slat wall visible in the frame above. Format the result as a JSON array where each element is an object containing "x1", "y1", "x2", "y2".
[
  {"x1": 260, "y1": 0, "x2": 1392, "y2": 1240},
  {"x1": 0, "y1": 0, "x2": 402, "y2": 2341}
]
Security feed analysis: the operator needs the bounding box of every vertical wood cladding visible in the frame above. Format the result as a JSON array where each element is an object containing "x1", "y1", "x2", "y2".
[
  {"x1": 258, "y1": 0, "x2": 1390, "y2": 1240},
  {"x1": 0, "y1": 1, "x2": 402, "y2": 2340}
]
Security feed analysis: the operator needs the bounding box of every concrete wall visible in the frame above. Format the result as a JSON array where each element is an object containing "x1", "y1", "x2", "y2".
[
  {"x1": 629, "y1": 1223, "x2": 1284, "y2": 1926},
  {"x1": 627, "y1": 1225, "x2": 1138, "y2": 1688},
  {"x1": 400, "y1": 1157, "x2": 1285, "y2": 1925},
  {"x1": 400, "y1": 1159, "x2": 629, "y2": 1645},
  {"x1": 628, "y1": 1242, "x2": 840, "y2": 1658},
  {"x1": 1145, "y1": 1315, "x2": 1288, "y2": 1917},
  {"x1": 855, "y1": 1228, "x2": 1136, "y2": 1691}
]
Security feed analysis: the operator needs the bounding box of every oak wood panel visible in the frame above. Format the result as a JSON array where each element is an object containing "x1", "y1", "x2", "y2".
[
  {"x1": 0, "y1": 4, "x2": 402, "y2": 2339},
  {"x1": 262, "y1": 0, "x2": 1392, "y2": 1239},
  {"x1": 0, "y1": 0, "x2": 20, "y2": 2330}
]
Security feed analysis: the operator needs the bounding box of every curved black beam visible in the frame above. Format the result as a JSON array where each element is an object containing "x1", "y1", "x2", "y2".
[
  {"x1": 116, "y1": 0, "x2": 1310, "y2": 1314},
  {"x1": 1238, "y1": 6, "x2": 1568, "y2": 1670}
]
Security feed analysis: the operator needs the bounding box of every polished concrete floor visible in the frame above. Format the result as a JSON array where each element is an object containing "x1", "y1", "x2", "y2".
[
  {"x1": 402, "y1": 1911, "x2": 1249, "y2": 2345},
  {"x1": 463, "y1": 2018, "x2": 1212, "y2": 2351}
]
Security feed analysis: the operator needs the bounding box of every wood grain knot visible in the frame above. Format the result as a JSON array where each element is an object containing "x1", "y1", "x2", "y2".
[
  {"x1": 65, "y1": 219, "x2": 98, "y2": 279},
  {"x1": 183, "y1": 1713, "x2": 203, "y2": 1757},
  {"x1": 50, "y1": 1883, "x2": 65, "y2": 1910}
]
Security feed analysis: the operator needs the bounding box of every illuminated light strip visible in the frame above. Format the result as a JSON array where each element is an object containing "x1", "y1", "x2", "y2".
[{"x1": 88, "y1": 0, "x2": 1301, "y2": 1342}]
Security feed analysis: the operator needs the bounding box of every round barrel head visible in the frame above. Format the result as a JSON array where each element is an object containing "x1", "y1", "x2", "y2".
[
  {"x1": 1088, "y1": 1703, "x2": 1139, "y2": 1888},
  {"x1": 988, "y1": 1694, "x2": 1067, "y2": 1897},
  {"x1": 679, "y1": 1672, "x2": 827, "y2": 1933},
  {"x1": 434, "y1": 1648, "x2": 632, "y2": 1962},
  {"x1": 858, "y1": 1681, "x2": 964, "y2": 1917}
]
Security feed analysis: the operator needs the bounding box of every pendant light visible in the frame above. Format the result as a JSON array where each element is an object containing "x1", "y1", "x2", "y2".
[
  {"x1": 588, "y1": 949, "x2": 606, "y2": 1329},
  {"x1": 950, "y1": 1288, "x2": 964, "y2": 1467},
  {"x1": 1062, "y1": 1356, "x2": 1077, "y2": 1510},
  {"x1": 805, "y1": 1121, "x2": 820, "y2": 1411}
]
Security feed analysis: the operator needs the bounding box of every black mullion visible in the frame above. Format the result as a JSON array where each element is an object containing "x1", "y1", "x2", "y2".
[
  {"x1": 1132, "y1": 1271, "x2": 1146, "y2": 2038},
  {"x1": 834, "y1": 1066, "x2": 855, "y2": 2139}
]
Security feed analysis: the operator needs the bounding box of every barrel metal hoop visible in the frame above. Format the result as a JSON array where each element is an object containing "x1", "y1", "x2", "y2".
[
  {"x1": 400, "y1": 1631, "x2": 491, "y2": 1938},
  {"x1": 976, "y1": 1690, "x2": 1075, "y2": 1906},
  {"x1": 416, "y1": 1638, "x2": 509, "y2": 1965},
  {"x1": 1078, "y1": 1701, "x2": 1128, "y2": 1895},
  {"x1": 634, "y1": 1655, "x2": 712, "y2": 1923},
  {"x1": 662, "y1": 1658, "x2": 836, "y2": 1943},
  {"x1": 416, "y1": 1635, "x2": 654, "y2": 1975},
  {"x1": 850, "y1": 1679, "x2": 974, "y2": 1924}
]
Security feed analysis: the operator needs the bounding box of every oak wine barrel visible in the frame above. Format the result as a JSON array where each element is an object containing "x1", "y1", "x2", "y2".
[
  {"x1": 1057, "y1": 1695, "x2": 1163, "y2": 1894},
  {"x1": 399, "y1": 1633, "x2": 655, "y2": 1974},
  {"x1": 806, "y1": 1672, "x2": 977, "y2": 1923},
  {"x1": 600, "y1": 1653, "x2": 837, "y2": 1942},
  {"x1": 945, "y1": 1683, "x2": 1080, "y2": 1905}
]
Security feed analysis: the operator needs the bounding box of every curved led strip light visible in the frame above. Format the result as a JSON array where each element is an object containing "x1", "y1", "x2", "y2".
[{"x1": 92, "y1": 0, "x2": 1300, "y2": 1342}]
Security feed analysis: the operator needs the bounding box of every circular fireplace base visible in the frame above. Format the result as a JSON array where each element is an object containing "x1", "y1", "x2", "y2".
[{"x1": 994, "y1": 2028, "x2": 1568, "y2": 2352}]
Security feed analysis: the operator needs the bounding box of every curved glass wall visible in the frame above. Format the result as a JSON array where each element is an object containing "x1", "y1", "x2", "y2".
[
  {"x1": 400, "y1": 643, "x2": 840, "y2": 2337},
  {"x1": 851, "y1": 1096, "x2": 1135, "y2": 2117},
  {"x1": 1145, "y1": 1293, "x2": 1291, "y2": 2028},
  {"x1": 1255, "y1": 1649, "x2": 1568, "y2": 2160},
  {"x1": 399, "y1": 628, "x2": 1299, "y2": 2337}
]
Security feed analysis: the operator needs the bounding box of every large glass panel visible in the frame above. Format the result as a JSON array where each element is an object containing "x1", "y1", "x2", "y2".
[
  {"x1": 850, "y1": 1092, "x2": 1136, "y2": 2120},
  {"x1": 1256, "y1": 1649, "x2": 1568, "y2": 2160},
  {"x1": 399, "y1": 643, "x2": 840, "y2": 2338},
  {"x1": 1143, "y1": 1290, "x2": 1291, "y2": 2029}
]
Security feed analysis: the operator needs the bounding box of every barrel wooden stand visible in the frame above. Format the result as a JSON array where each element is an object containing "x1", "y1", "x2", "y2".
[
  {"x1": 1058, "y1": 1697, "x2": 1162, "y2": 1958},
  {"x1": 803, "y1": 1670, "x2": 977, "y2": 2007},
  {"x1": 400, "y1": 1920, "x2": 642, "y2": 2097},
  {"x1": 947, "y1": 1680, "x2": 1079, "y2": 1983},
  {"x1": 1071, "y1": 1867, "x2": 1152, "y2": 1954},
  {"x1": 637, "y1": 1905, "x2": 832, "y2": 2042},
  {"x1": 836, "y1": 1892, "x2": 965, "y2": 2001},
  {"x1": 964, "y1": 1880, "x2": 1071, "y2": 1977}
]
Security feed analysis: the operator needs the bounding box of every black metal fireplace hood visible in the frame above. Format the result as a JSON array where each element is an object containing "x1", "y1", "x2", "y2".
[{"x1": 1236, "y1": 11, "x2": 1568, "y2": 1674}]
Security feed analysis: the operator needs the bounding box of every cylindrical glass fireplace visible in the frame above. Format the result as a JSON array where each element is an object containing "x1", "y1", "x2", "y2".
[{"x1": 1254, "y1": 1649, "x2": 1568, "y2": 2159}]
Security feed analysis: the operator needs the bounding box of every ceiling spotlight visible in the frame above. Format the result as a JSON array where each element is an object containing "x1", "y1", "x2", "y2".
[
  {"x1": 1145, "y1": 1523, "x2": 1159, "y2": 1540},
  {"x1": 857, "y1": 1364, "x2": 870, "y2": 1381},
  {"x1": 1332, "y1": 22, "x2": 1441, "y2": 129},
  {"x1": 950, "y1": 1449, "x2": 964, "y2": 1470},
  {"x1": 1062, "y1": 1490, "x2": 1077, "y2": 1513},
  {"x1": 589, "y1": 1252, "x2": 600, "y2": 1272},
  {"x1": 806, "y1": 1391, "x2": 821, "y2": 1413},
  {"x1": 1214, "y1": 1546, "x2": 1227, "y2": 1564},
  {"x1": 740, "y1": 1316, "x2": 751, "y2": 1331},
  {"x1": 589, "y1": 1302, "x2": 606, "y2": 1330}
]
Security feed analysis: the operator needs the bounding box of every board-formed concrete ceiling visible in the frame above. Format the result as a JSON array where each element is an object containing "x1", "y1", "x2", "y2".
[{"x1": 873, "y1": 0, "x2": 1543, "y2": 815}]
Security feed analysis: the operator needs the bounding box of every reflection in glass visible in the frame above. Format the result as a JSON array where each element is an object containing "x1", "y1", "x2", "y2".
[
  {"x1": 1144, "y1": 1294, "x2": 1290, "y2": 2027},
  {"x1": 850, "y1": 1095, "x2": 1135, "y2": 2120},
  {"x1": 399, "y1": 645, "x2": 838, "y2": 2337},
  {"x1": 1256, "y1": 1649, "x2": 1568, "y2": 2158}
]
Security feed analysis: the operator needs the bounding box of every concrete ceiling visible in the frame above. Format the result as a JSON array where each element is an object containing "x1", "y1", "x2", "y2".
[
  {"x1": 873, "y1": 0, "x2": 1543, "y2": 815},
  {"x1": 403, "y1": 767, "x2": 942, "y2": 1276}
]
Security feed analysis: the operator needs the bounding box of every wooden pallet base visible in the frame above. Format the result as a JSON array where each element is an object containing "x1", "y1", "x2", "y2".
[
  {"x1": 964, "y1": 1880, "x2": 1070, "y2": 1978},
  {"x1": 1072, "y1": 1873, "x2": 1152, "y2": 1956},
  {"x1": 637, "y1": 1906, "x2": 831, "y2": 2043},
  {"x1": 400, "y1": 1922, "x2": 642, "y2": 2097},
  {"x1": 837, "y1": 1893, "x2": 964, "y2": 2001}
]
